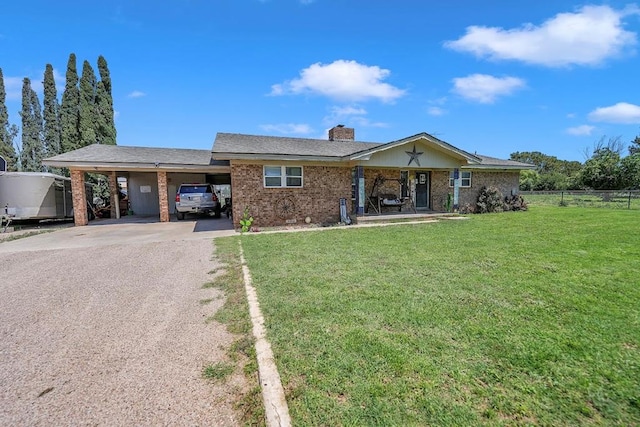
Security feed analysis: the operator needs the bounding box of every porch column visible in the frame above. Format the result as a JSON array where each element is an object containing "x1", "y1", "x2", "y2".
[
  {"x1": 453, "y1": 168, "x2": 460, "y2": 212},
  {"x1": 70, "y1": 169, "x2": 88, "y2": 226},
  {"x1": 157, "y1": 171, "x2": 170, "y2": 222},
  {"x1": 355, "y1": 166, "x2": 365, "y2": 215},
  {"x1": 108, "y1": 171, "x2": 120, "y2": 219}
]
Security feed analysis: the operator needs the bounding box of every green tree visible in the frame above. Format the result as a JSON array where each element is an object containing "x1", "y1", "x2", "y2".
[
  {"x1": 518, "y1": 170, "x2": 539, "y2": 191},
  {"x1": 79, "y1": 60, "x2": 98, "y2": 147},
  {"x1": 43, "y1": 64, "x2": 62, "y2": 173},
  {"x1": 629, "y1": 135, "x2": 640, "y2": 156},
  {"x1": 621, "y1": 155, "x2": 640, "y2": 189},
  {"x1": 60, "y1": 53, "x2": 80, "y2": 153},
  {"x1": 0, "y1": 68, "x2": 19, "y2": 170},
  {"x1": 96, "y1": 55, "x2": 116, "y2": 145},
  {"x1": 20, "y1": 78, "x2": 45, "y2": 172},
  {"x1": 578, "y1": 137, "x2": 625, "y2": 190},
  {"x1": 511, "y1": 151, "x2": 582, "y2": 190}
]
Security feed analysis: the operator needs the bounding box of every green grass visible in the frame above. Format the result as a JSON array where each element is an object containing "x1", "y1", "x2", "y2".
[
  {"x1": 217, "y1": 207, "x2": 640, "y2": 426},
  {"x1": 206, "y1": 237, "x2": 265, "y2": 426},
  {"x1": 203, "y1": 362, "x2": 235, "y2": 381},
  {"x1": 0, "y1": 229, "x2": 54, "y2": 242}
]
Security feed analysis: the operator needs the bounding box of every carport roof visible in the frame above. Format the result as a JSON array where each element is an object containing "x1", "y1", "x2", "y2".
[{"x1": 43, "y1": 144, "x2": 230, "y2": 172}]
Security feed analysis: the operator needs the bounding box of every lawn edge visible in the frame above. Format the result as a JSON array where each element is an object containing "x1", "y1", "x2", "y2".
[{"x1": 239, "y1": 240, "x2": 292, "y2": 427}]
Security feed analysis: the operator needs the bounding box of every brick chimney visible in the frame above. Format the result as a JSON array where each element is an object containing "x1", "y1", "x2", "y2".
[{"x1": 328, "y1": 125, "x2": 355, "y2": 141}]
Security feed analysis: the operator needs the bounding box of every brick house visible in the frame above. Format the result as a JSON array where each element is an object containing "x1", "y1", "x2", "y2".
[
  {"x1": 213, "y1": 126, "x2": 533, "y2": 227},
  {"x1": 43, "y1": 126, "x2": 533, "y2": 228}
]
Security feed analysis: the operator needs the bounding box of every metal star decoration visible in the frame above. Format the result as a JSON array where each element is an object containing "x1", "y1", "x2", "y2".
[{"x1": 405, "y1": 144, "x2": 423, "y2": 166}]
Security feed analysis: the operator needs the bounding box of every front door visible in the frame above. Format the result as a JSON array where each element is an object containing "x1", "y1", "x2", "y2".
[{"x1": 415, "y1": 171, "x2": 430, "y2": 209}]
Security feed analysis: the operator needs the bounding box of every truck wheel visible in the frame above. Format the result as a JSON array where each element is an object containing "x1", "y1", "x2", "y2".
[
  {"x1": 176, "y1": 211, "x2": 185, "y2": 220},
  {"x1": 214, "y1": 206, "x2": 221, "y2": 218}
]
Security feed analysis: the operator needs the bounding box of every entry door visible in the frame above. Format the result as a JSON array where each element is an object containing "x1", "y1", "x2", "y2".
[{"x1": 415, "y1": 171, "x2": 430, "y2": 209}]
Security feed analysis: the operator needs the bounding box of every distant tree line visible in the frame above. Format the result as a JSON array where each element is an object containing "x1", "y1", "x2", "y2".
[
  {"x1": 0, "y1": 53, "x2": 116, "y2": 173},
  {"x1": 512, "y1": 135, "x2": 640, "y2": 191}
]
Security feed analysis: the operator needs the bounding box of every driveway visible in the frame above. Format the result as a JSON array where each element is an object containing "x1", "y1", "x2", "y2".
[{"x1": 0, "y1": 218, "x2": 245, "y2": 425}]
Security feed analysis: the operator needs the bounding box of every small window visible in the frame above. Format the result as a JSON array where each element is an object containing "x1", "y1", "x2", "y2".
[
  {"x1": 264, "y1": 166, "x2": 303, "y2": 188},
  {"x1": 449, "y1": 171, "x2": 472, "y2": 188}
]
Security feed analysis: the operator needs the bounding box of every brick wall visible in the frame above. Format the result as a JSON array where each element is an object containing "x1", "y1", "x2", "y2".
[
  {"x1": 157, "y1": 171, "x2": 170, "y2": 222},
  {"x1": 431, "y1": 171, "x2": 450, "y2": 211},
  {"x1": 108, "y1": 172, "x2": 118, "y2": 219},
  {"x1": 328, "y1": 126, "x2": 354, "y2": 141},
  {"x1": 230, "y1": 163, "x2": 352, "y2": 228},
  {"x1": 458, "y1": 171, "x2": 520, "y2": 212},
  {"x1": 70, "y1": 169, "x2": 88, "y2": 226}
]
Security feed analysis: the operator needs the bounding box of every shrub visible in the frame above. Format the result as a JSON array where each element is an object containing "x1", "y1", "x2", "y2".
[
  {"x1": 476, "y1": 186, "x2": 505, "y2": 213},
  {"x1": 504, "y1": 194, "x2": 528, "y2": 211}
]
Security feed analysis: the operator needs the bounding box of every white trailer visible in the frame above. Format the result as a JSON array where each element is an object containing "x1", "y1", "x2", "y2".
[{"x1": 0, "y1": 172, "x2": 82, "y2": 220}]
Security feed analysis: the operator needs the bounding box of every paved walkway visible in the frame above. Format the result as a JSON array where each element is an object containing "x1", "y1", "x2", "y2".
[{"x1": 0, "y1": 218, "x2": 244, "y2": 426}]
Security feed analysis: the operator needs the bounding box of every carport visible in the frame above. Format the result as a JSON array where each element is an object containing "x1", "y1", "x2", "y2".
[{"x1": 43, "y1": 145, "x2": 230, "y2": 226}]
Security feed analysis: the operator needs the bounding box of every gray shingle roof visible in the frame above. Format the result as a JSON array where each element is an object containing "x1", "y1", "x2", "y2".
[
  {"x1": 212, "y1": 133, "x2": 382, "y2": 158},
  {"x1": 469, "y1": 154, "x2": 536, "y2": 169},
  {"x1": 45, "y1": 144, "x2": 228, "y2": 166}
]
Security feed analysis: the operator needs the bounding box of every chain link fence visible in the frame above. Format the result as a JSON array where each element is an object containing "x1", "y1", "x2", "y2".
[{"x1": 521, "y1": 190, "x2": 640, "y2": 210}]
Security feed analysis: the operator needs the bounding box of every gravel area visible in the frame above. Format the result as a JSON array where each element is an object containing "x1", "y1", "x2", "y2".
[{"x1": 0, "y1": 234, "x2": 245, "y2": 426}]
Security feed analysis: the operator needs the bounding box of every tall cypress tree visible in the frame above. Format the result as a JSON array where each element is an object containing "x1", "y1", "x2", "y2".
[
  {"x1": 60, "y1": 53, "x2": 80, "y2": 152},
  {"x1": 79, "y1": 60, "x2": 98, "y2": 147},
  {"x1": 0, "y1": 68, "x2": 19, "y2": 170},
  {"x1": 96, "y1": 55, "x2": 116, "y2": 145},
  {"x1": 20, "y1": 78, "x2": 45, "y2": 172},
  {"x1": 43, "y1": 64, "x2": 62, "y2": 172}
]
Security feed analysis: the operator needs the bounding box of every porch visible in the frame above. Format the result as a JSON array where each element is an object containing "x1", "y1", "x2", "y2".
[{"x1": 356, "y1": 210, "x2": 457, "y2": 223}]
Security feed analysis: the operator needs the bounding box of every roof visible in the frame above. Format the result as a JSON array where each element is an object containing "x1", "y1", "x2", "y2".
[
  {"x1": 465, "y1": 154, "x2": 536, "y2": 170},
  {"x1": 212, "y1": 133, "x2": 382, "y2": 161},
  {"x1": 347, "y1": 132, "x2": 482, "y2": 163},
  {"x1": 43, "y1": 144, "x2": 230, "y2": 172},
  {"x1": 212, "y1": 132, "x2": 533, "y2": 170}
]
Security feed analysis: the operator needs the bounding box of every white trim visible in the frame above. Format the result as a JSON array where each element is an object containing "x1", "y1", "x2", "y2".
[
  {"x1": 263, "y1": 165, "x2": 303, "y2": 188},
  {"x1": 449, "y1": 170, "x2": 472, "y2": 188}
]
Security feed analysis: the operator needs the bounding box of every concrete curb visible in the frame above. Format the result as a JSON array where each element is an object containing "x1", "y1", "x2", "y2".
[{"x1": 239, "y1": 242, "x2": 291, "y2": 427}]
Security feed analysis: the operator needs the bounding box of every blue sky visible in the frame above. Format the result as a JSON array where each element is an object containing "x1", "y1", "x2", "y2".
[{"x1": 1, "y1": 1, "x2": 640, "y2": 161}]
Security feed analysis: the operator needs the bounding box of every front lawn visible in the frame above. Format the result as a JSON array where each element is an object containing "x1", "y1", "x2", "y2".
[{"x1": 218, "y1": 207, "x2": 640, "y2": 426}]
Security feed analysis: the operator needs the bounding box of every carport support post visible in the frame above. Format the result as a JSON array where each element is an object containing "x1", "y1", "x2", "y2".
[
  {"x1": 157, "y1": 171, "x2": 170, "y2": 222},
  {"x1": 109, "y1": 172, "x2": 120, "y2": 219},
  {"x1": 70, "y1": 170, "x2": 88, "y2": 226}
]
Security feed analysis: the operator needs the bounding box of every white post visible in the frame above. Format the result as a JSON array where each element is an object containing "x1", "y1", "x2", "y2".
[{"x1": 453, "y1": 168, "x2": 460, "y2": 212}]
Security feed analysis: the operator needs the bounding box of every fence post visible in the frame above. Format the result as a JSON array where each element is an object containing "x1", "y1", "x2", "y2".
[
  {"x1": 561, "y1": 191, "x2": 564, "y2": 205},
  {"x1": 629, "y1": 191, "x2": 632, "y2": 210}
]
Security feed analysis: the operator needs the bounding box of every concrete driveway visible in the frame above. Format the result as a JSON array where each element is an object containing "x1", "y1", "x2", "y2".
[{"x1": 0, "y1": 218, "x2": 246, "y2": 425}]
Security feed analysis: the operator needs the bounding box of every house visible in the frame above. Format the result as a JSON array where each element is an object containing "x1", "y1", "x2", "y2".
[{"x1": 43, "y1": 126, "x2": 534, "y2": 228}]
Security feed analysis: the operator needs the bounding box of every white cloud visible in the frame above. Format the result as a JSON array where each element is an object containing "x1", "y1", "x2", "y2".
[
  {"x1": 350, "y1": 116, "x2": 388, "y2": 128},
  {"x1": 259, "y1": 123, "x2": 313, "y2": 135},
  {"x1": 566, "y1": 125, "x2": 595, "y2": 136},
  {"x1": 270, "y1": 60, "x2": 406, "y2": 103},
  {"x1": 127, "y1": 90, "x2": 146, "y2": 98},
  {"x1": 566, "y1": 113, "x2": 576, "y2": 119},
  {"x1": 588, "y1": 102, "x2": 640, "y2": 124},
  {"x1": 427, "y1": 106, "x2": 446, "y2": 116},
  {"x1": 451, "y1": 74, "x2": 526, "y2": 104},
  {"x1": 445, "y1": 5, "x2": 638, "y2": 67},
  {"x1": 330, "y1": 105, "x2": 367, "y2": 116},
  {"x1": 3, "y1": 75, "x2": 22, "y2": 100}
]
